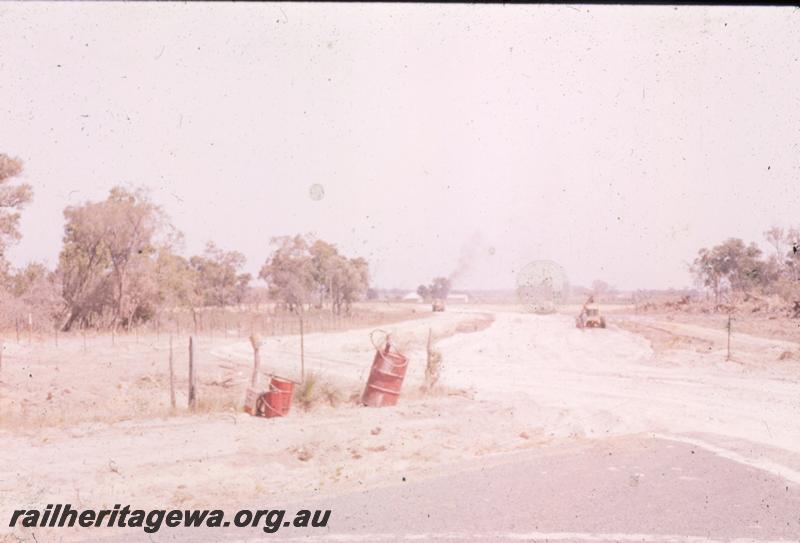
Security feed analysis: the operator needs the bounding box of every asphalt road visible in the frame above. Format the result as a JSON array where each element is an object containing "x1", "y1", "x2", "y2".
[{"x1": 82, "y1": 435, "x2": 800, "y2": 543}]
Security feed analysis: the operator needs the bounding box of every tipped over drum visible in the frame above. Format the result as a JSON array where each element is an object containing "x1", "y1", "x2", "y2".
[{"x1": 361, "y1": 333, "x2": 409, "y2": 408}]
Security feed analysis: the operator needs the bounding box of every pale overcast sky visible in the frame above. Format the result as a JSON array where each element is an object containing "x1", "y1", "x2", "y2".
[{"x1": 1, "y1": 3, "x2": 798, "y2": 291}]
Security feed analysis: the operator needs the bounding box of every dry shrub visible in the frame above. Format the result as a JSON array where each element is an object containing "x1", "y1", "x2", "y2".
[
  {"x1": 194, "y1": 388, "x2": 239, "y2": 413},
  {"x1": 424, "y1": 348, "x2": 442, "y2": 389},
  {"x1": 294, "y1": 372, "x2": 351, "y2": 411},
  {"x1": 296, "y1": 372, "x2": 317, "y2": 410},
  {"x1": 423, "y1": 328, "x2": 443, "y2": 392}
]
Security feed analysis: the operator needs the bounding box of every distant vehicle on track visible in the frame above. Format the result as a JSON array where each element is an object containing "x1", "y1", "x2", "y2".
[{"x1": 576, "y1": 297, "x2": 606, "y2": 329}]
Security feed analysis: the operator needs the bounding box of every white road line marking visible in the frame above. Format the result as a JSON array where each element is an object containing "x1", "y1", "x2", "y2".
[
  {"x1": 234, "y1": 532, "x2": 794, "y2": 543},
  {"x1": 654, "y1": 433, "x2": 800, "y2": 485}
]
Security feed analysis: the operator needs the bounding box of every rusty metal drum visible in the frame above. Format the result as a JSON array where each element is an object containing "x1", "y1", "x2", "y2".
[
  {"x1": 361, "y1": 331, "x2": 409, "y2": 407},
  {"x1": 263, "y1": 376, "x2": 295, "y2": 418}
]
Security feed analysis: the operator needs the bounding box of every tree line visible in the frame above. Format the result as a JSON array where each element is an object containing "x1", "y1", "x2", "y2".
[
  {"x1": 691, "y1": 227, "x2": 800, "y2": 308},
  {"x1": 416, "y1": 277, "x2": 451, "y2": 301},
  {"x1": 0, "y1": 153, "x2": 370, "y2": 332}
]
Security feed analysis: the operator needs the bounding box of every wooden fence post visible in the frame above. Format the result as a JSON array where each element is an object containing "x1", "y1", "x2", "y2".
[
  {"x1": 299, "y1": 315, "x2": 305, "y2": 383},
  {"x1": 726, "y1": 314, "x2": 732, "y2": 361},
  {"x1": 169, "y1": 334, "x2": 176, "y2": 409},
  {"x1": 249, "y1": 334, "x2": 261, "y2": 388},
  {"x1": 188, "y1": 336, "x2": 197, "y2": 411}
]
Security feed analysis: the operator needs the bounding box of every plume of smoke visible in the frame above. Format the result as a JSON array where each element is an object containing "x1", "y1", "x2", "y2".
[{"x1": 449, "y1": 231, "x2": 491, "y2": 287}]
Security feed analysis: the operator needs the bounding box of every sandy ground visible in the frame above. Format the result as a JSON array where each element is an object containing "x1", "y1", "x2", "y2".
[{"x1": 1, "y1": 304, "x2": 799, "y2": 541}]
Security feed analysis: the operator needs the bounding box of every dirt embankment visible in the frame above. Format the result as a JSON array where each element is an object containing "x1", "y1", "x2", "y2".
[
  {"x1": 616, "y1": 311, "x2": 800, "y2": 367},
  {"x1": 0, "y1": 307, "x2": 484, "y2": 429}
]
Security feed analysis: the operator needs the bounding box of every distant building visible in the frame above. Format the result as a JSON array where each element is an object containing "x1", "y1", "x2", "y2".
[
  {"x1": 402, "y1": 292, "x2": 423, "y2": 302},
  {"x1": 446, "y1": 293, "x2": 469, "y2": 303}
]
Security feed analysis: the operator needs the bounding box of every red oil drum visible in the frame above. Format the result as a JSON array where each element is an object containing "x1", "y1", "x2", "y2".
[
  {"x1": 263, "y1": 376, "x2": 295, "y2": 418},
  {"x1": 361, "y1": 333, "x2": 409, "y2": 407}
]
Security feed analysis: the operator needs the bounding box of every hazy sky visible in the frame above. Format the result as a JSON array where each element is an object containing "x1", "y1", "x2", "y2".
[{"x1": 1, "y1": 3, "x2": 798, "y2": 291}]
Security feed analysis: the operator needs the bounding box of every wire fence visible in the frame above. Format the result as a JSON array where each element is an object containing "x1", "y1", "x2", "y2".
[{"x1": 0, "y1": 305, "x2": 427, "y2": 346}]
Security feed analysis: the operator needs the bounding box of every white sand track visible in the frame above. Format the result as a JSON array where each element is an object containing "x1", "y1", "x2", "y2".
[
  {"x1": 440, "y1": 309, "x2": 800, "y2": 464},
  {"x1": 211, "y1": 306, "x2": 800, "y2": 480}
]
